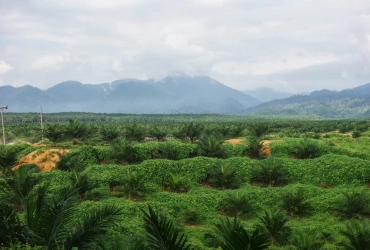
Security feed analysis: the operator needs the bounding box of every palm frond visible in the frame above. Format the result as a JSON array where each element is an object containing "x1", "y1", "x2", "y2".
[
  {"x1": 216, "y1": 217, "x2": 270, "y2": 250},
  {"x1": 141, "y1": 205, "x2": 193, "y2": 250},
  {"x1": 65, "y1": 204, "x2": 123, "y2": 250}
]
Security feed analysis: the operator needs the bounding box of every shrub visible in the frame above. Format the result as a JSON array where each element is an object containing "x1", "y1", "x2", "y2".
[
  {"x1": 58, "y1": 145, "x2": 101, "y2": 172},
  {"x1": 352, "y1": 130, "x2": 361, "y2": 138}
]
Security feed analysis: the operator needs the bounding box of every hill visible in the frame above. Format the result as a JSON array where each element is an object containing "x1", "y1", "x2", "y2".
[
  {"x1": 0, "y1": 76, "x2": 260, "y2": 114},
  {"x1": 247, "y1": 83, "x2": 370, "y2": 118}
]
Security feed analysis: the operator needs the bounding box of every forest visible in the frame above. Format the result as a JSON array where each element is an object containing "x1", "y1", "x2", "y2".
[{"x1": 1, "y1": 113, "x2": 370, "y2": 249}]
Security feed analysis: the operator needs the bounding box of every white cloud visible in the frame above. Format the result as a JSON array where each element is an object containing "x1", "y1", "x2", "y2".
[
  {"x1": 0, "y1": 61, "x2": 13, "y2": 75},
  {"x1": 1, "y1": 0, "x2": 370, "y2": 91}
]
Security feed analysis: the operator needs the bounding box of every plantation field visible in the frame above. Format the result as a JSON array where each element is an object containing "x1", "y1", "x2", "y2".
[{"x1": 1, "y1": 115, "x2": 370, "y2": 249}]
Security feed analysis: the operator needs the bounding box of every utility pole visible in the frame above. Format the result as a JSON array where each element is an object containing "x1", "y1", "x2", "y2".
[
  {"x1": 40, "y1": 106, "x2": 44, "y2": 140},
  {"x1": 0, "y1": 106, "x2": 8, "y2": 145}
]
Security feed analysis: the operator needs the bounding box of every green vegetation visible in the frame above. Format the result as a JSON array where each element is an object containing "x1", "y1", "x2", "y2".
[{"x1": 2, "y1": 114, "x2": 370, "y2": 249}]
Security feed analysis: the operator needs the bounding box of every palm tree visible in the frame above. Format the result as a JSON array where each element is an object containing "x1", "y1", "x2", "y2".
[
  {"x1": 66, "y1": 119, "x2": 90, "y2": 145},
  {"x1": 281, "y1": 188, "x2": 311, "y2": 218},
  {"x1": 291, "y1": 137, "x2": 320, "y2": 159},
  {"x1": 336, "y1": 189, "x2": 370, "y2": 218},
  {"x1": 246, "y1": 137, "x2": 266, "y2": 159},
  {"x1": 0, "y1": 145, "x2": 18, "y2": 175},
  {"x1": 149, "y1": 126, "x2": 167, "y2": 141},
  {"x1": 258, "y1": 209, "x2": 289, "y2": 245},
  {"x1": 216, "y1": 217, "x2": 270, "y2": 250},
  {"x1": 197, "y1": 134, "x2": 223, "y2": 158},
  {"x1": 1, "y1": 167, "x2": 123, "y2": 249},
  {"x1": 220, "y1": 192, "x2": 254, "y2": 218},
  {"x1": 100, "y1": 124, "x2": 121, "y2": 143},
  {"x1": 45, "y1": 124, "x2": 65, "y2": 146},
  {"x1": 247, "y1": 123, "x2": 269, "y2": 139},
  {"x1": 340, "y1": 219, "x2": 370, "y2": 250},
  {"x1": 289, "y1": 229, "x2": 324, "y2": 250},
  {"x1": 141, "y1": 205, "x2": 193, "y2": 250},
  {"x1": 253, "y1": 157, "x2": 288, "y2": 187},
  {"x1": 125, "y1": 124, "x2": 147, "y2": 142}
]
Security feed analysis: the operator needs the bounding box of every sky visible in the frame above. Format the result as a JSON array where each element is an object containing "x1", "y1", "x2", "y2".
[{"x1": 0, "y1": 0, "x2": 370, "y2": 93}]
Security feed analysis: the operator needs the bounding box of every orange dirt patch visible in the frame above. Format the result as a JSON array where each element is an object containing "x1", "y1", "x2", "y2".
[
  {"x1": 224, "y1": 139, "x2": 243, "y2": 146},
  {"x1": 261, "y1": 140, "x2": 283, "y2": 146},
  {"x1": 13, "y1": 149, "x2": 70, "y2": 172}
]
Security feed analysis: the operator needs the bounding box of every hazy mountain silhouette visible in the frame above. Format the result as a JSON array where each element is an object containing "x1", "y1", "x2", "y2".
[
  {"x1": 246, "y1": 83, "x2": 370, "y2": 118},
  {"x1": 0, "y1": 76, "x2": 260, "y2": 114}
]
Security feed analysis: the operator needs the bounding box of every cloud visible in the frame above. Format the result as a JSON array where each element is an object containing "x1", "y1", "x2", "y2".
[
  {"x1": 0, "y1": 0, "x2": 370, "y2": 91},
  {"x1": 0, "y1": 61, "x2": 13, "y2": 75}
]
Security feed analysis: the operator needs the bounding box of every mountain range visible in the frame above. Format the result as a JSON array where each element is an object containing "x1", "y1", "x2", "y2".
[
  {"x1": 0, "y1": 76, "x2": 260, "y2": 114},
  {"x1": 1, "y1": 75, "x2": 370, "y2": 118}
]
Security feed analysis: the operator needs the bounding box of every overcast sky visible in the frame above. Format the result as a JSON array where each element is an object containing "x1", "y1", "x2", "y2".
[{"x1": 0, "y1": 0, "x2": 369, "y2": 92}]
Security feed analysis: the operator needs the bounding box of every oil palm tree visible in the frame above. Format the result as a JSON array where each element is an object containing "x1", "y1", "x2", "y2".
[
  {"x1": 1, "y1": 166, "x2": 123, "y2": 249},
  {"x1": 258, "y1": 209, "x2": 289, "y2": 245},
  {"x1": 289, "y1": 229, "x2": 324, "y2": 250},
  {"x1": 253, "y1": 157, "x2": 288, "y2": 187},
  {"x1": 216, "y1": 217, "x2": 270, "y2": 250},
  {"x1": 339, "y1": 219, "x2": 370, "y2": 250},
  {"x1": 197, "y1": 134, "x2": 223, "y2": 158},
  {"x1": 336, "y1": 189, "x2": 370, "y2": 218}
]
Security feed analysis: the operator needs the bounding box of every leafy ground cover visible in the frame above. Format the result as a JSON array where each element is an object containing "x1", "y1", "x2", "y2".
[{"x1": 1, "y1": 118, "x2": 370, "y2": 249}]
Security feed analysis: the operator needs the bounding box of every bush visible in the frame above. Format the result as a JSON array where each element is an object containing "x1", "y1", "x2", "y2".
[{"x1": 58, "y1": 145, "x2": 101, "y2": 171}]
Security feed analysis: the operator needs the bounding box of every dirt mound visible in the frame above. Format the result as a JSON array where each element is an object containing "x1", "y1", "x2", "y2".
[
  {"x1": 13, "y1": 149, "x2": 70, "y2": 172},
  {"x1": 224, "y1": 139, "x2": 243, "y2": 146}
]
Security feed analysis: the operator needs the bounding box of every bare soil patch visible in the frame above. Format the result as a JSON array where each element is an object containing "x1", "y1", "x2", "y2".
[
  {"x1": 224, "y1": 138, "x2": 243, "y2": 146},
  {"x1": 13, "y1": 149, "x2": 70, "y2": 172}
]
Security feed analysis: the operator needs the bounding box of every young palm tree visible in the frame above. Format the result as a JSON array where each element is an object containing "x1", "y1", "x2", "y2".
[
  {"x1": 336, "y1": 189, "x2": 370, "y2": 218},
  {"x1": 197, "y1": 134, "x2": 223, "y2": 158},
  {"x1": 0, "y1": 145, "x2": 18, "y2": 175},
  {"x1": 141, "y1": 205, "x2": 193, "y2": 250},
  {"x1": 216, "y1": 217, "x2": 270, "y2": 250},
  {"x1": 340, "y1": 219, "x2": 370, "y2": 250},
  {"x1": 258, "y1": 209, "x2": 289, "y2": 245},
  {"x1": 247, "y1": 123, "x2": 269, "y2": 139},
  {"x1": 253, "y1": 157, "x2": 288, "y2": 187},
  {"x1": 291, "y1": 137, "x2": 320, "y2": 159},
  {"x1": 66, "y1": 119, "x2": 90, "y2": 145},
  {"x1": 281, "y1": 188, "x2": 311, "y2": 218},
  {"x1": 220, "y1": 192, "x2": 254, "y2": 218},
  {"x1": 246, "y1": 137, "x2": 266, "y2": 159},
  {"x1": 45, "y1": 123, "x2": 65, "y2": 147},
  {"x1": 100, "y1": 124, "x2": 121, "y2": 143},
  {"x1": 289, "y1": 229, "x2": 324, "y2": 250},
  {"x1": 125, "y1": 124, "x2": 147, "y2": 142},
  {"x1": 1, "y1": 168, "x2": 123, "y2": 249}
]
